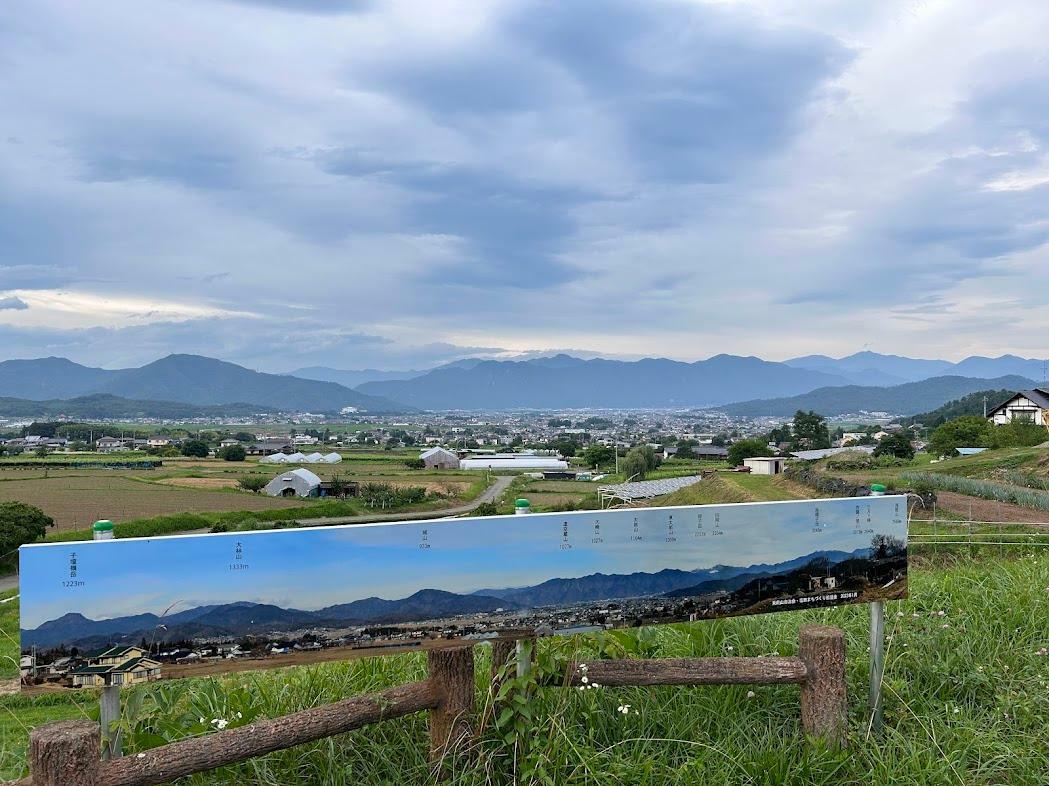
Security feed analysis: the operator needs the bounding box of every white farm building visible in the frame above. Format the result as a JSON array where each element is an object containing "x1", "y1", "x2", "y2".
[
  {"x1": 742, "y1": 457, "x2": 788, "y2": 475},
  {"x1": 259, "y1": 451, "x2": 342, "y2": 464},
  {"x1": 419, "y1": 447, "x2": 460, "y2": 469},
  {"x1": 459, "y1": 455, "x2": 569, "y2": 470},
  {"x1": 264, "y1": 468, "x2": 322, "y2": 497}
]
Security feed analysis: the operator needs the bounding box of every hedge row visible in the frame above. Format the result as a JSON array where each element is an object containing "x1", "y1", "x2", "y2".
[{"x1": 782, "y1": 464, "x2": 872, "y2": 497}]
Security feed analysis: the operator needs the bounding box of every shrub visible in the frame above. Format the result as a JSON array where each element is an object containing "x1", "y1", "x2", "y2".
[
  {"x1": 237, "y1": 476, "x2": 268, "y2": 493},
  {"x1": 180, "y1": 440, "x2": 210, "y2": 458},
  {"x1": 219, "y1": 444, "x2": 247, "y2": 462},
  {"x1": 403, "y1": 458, "x2": 425, "y2": 469}
]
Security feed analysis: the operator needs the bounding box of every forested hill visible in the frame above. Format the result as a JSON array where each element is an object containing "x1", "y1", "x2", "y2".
[
  {"x1": 720, "y1": 375, "x2": 1034, "y2": 418},
  {"x1": 899, "y1": 389, "x2": 1016, "y2": 428}
]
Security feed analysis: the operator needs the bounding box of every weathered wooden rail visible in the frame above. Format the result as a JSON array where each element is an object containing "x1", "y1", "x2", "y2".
[{"x1": 9, "y1": 625, "x2": 846, "y2": 786}]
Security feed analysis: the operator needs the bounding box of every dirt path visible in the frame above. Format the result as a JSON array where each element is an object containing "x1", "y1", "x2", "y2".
[{"x1": 913, "y1": 490, "x2": 1049, "y2": 525}]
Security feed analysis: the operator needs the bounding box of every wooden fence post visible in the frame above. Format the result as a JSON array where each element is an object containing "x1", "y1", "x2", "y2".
[
  {"x1": 428, "y1": 645, "x2": 476, "y2": 768},
  {"x1": 798, "y1": 625, "x2": 847, "y2": 746},
  {"x1": 490, "y1": 639, "x2": 516, "y2": 687},
  {"x1": 28, "y1": 720, "x2": 100, "y2": 786},
  {"x1": 100, "y1": 685, "x2": 122, "y2": 759}
]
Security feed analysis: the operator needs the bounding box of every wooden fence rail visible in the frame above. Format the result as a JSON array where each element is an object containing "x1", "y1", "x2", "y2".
[{"x1": 9, "y1": 625, "x2": 846, "y2": 786}]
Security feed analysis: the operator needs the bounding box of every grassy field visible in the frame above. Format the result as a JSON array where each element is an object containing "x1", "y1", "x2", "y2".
[{"x1": 1, "y1": 552, "x2": 1046, "y2": 784}]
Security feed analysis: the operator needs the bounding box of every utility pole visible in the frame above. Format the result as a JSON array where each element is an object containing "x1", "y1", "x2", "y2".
[{"x1": 983, "y1": 395, "x2": 988, "y2": 418}]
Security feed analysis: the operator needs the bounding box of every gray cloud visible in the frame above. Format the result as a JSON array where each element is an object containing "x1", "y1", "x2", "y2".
[
  {"x1": 0, "y1": 0, "x2": 1046, "y2": 366},
  {"x1": 0, "y1": 296, "x2": 28, "y2": 310}
]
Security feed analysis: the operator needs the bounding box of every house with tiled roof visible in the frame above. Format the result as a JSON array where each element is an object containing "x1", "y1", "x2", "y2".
[
  {"x1": 988, "y1": 388, "x2": 1049, "y2": 428},
  {"x1": 69, "y1": 645, "x2": 162, "y2": 688}
]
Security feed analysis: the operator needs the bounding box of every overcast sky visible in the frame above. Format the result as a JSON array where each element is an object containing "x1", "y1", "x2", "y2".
[{"x1": 2, "y1": 0, "x2": 1048, "y2": 371}]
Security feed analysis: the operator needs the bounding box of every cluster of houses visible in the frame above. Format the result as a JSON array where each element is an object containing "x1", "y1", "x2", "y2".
[{"x1": 21, "y1": 646, "x2": 162, "y2": 688}]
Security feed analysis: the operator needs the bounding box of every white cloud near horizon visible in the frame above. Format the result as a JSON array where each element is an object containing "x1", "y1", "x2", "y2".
[{"x1": 1, "y1": 0, "x2": 1048, "y2": 371}]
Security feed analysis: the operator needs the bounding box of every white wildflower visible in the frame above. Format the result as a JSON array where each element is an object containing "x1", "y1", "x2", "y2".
[
  {"x1": 581, "y1": 675, "x2": 588, "y2": 684},
  {"x1": 746, "y1": 691, "x2": 755, "y2": 699}
]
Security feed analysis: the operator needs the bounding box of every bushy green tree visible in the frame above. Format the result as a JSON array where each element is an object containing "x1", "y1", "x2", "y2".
[
  {"x1": 727, "y1": 438, "x2": 768, "y2": 467},
  {"x1": 0, "y1": 502, "x2": 53, "y2": 559},
  {"x1": 219, "y1": 444, "x2": 247, "y2": 461},
  {"x1": 552, "y1": 439, "x2": 579, "y2": 458},
  {"x1": 873, "y1": 432, "x2": 915, "y2": 460},
  {"x1": 621, "y1": 449, "x2": 649, "y2": 481},
  {"x1": 985, "y1": 420, "x2": 1048, "y2": 449},
  {"x1": 180, "y1": 440, "x2": 210, "y2": 458},
  {"x1": 674, "y1": 440, "x2": 696, "y2": 459},
  {"x1": 581, "y1": 444, "x2": 615, "y2": 469},
  {"x1": 929, "y1": 416, "x2": 990, "y2": 457},
  {"x1": 791, "y1": 410, "x2": 831, "y2": 450}
]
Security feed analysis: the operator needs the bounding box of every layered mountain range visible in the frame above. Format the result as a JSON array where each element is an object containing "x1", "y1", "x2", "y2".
[
  {"x1": 0, "y1": 351, "x2": 1042, "y2": 416},
  {"x1": 353, "y1": 352, "x2": 1043, "y2": 412},
  {"x1": 0, "y1": 355, "x2": 404, "y2": 414}
]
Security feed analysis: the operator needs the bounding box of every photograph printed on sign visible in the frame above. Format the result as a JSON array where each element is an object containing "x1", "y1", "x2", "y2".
[{"x1": 19, "y1": 496, "x2": 907, "y2": 689}]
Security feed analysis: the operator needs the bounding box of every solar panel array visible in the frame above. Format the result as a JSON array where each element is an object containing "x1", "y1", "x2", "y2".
[{"x1": 598, "y1": 474, "x2": 702, "y2": 502}]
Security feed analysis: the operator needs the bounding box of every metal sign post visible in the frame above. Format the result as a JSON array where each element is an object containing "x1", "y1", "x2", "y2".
[
  {"x1": 868, "y1": 485, "x2": 886, "y2": 732},
  {"x1": 869, "y1": 599, "x2": 885, "y2": 733}
]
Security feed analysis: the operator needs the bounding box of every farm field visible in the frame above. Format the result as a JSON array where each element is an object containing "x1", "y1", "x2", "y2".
[
  {"x1": 0, "y1": 451, "x2": 491, "y2": 533},
  {"x1": 1, "y1": 550, "x2": 1047, "y2": 784},
  {"x1": 0, "y1": 472, "x2": 305, "y2": 531}
]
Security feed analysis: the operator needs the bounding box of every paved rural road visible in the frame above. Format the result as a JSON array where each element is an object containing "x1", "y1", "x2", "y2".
[
  {"x1": 0, "y1": 476, "x2": 517, "y2": 593},
  {"x1": 296, "y1": 474, "x2": 515, "y2": 527}
]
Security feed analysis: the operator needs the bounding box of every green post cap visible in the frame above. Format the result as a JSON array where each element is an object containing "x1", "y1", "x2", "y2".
[
  {"x1": 514, "y1": 499, "x2": 531, "y2": 508},
  {"x1": 92, "y1": 520, "x2": 114, "y2": 532}
]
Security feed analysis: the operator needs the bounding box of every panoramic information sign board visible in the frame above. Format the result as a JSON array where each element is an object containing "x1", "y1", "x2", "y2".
[{"x1": 20, "y1": 496, "x2": 907, "y2": 689}]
